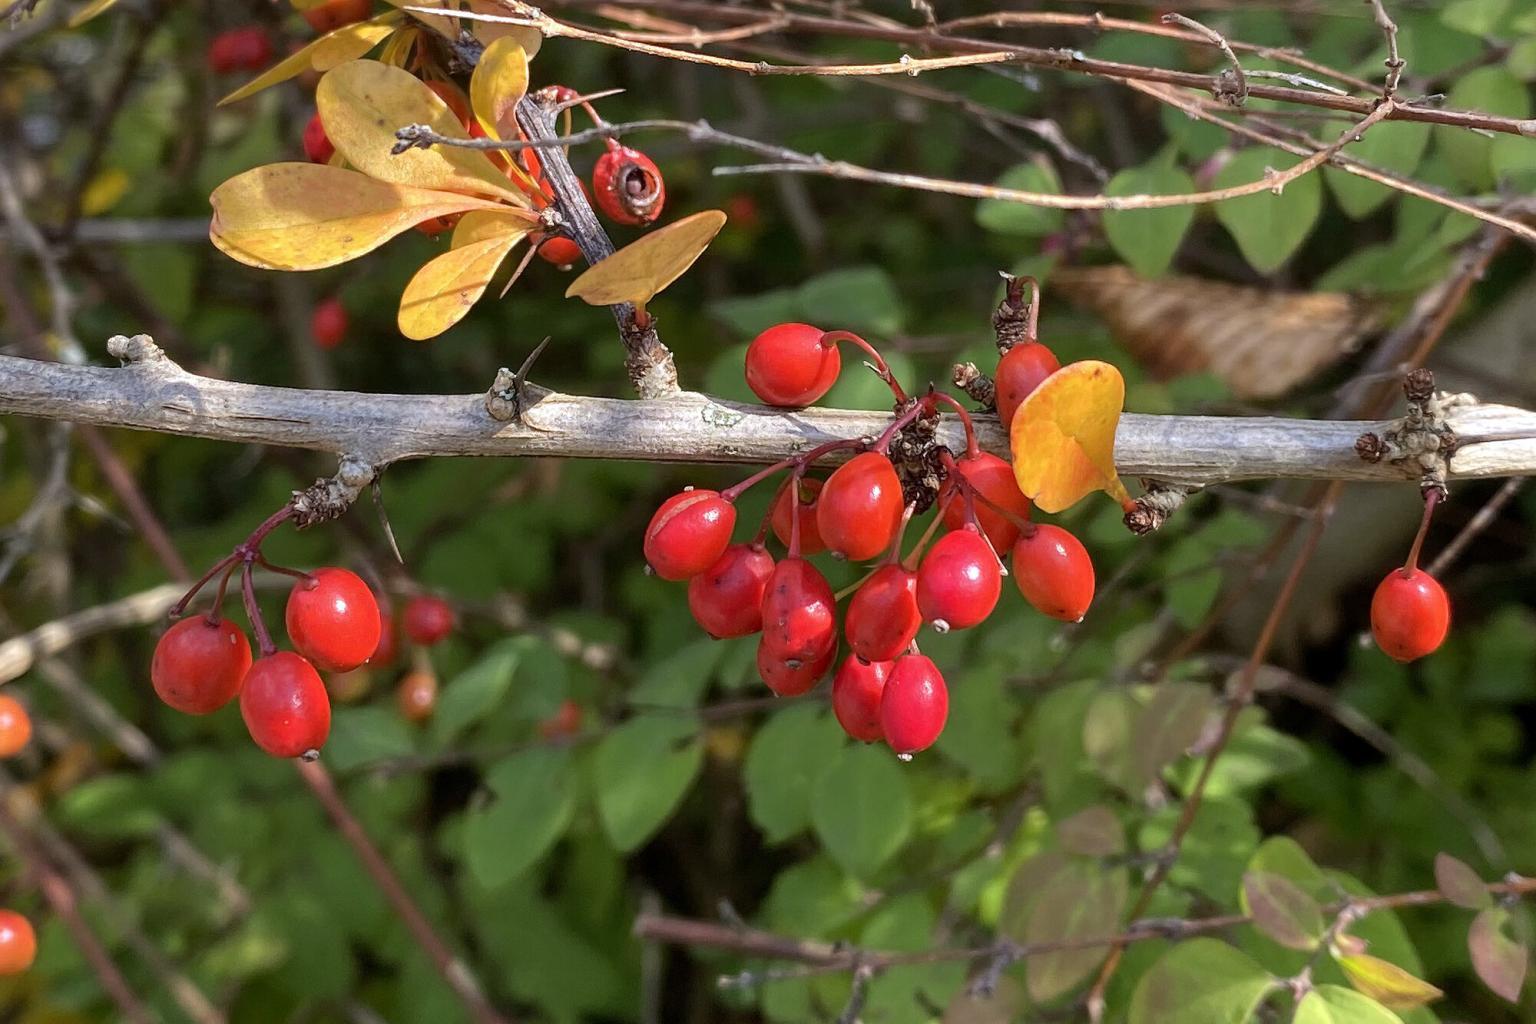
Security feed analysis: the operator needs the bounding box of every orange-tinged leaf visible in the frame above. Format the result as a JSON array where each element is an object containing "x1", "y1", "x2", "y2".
[
  {"x1": 1338, "y1": 953, "x2": 1444, "y2": 1010},
  {"x1": 1010, "y1": 360, "x2": 1132, "y2": 514},
  {"x1": 397, "y1": 212, "x2": 531, "y2": 339},
  {"x1": 218, "y1": 13, "x2": 400, "y2": 106},
  {"x1": 316, "y1": 60, "x2": 526, "y2": 204},
  {"x1": 566, "y1": 210, "x2": 727, "y2": 306},
  {"x1": 468, "y1": 0, "x2": 543, "y2": 58},
  {"x1": 470, "y1": 35, "x2": 528, "y2": 139},
  {"x1": 209, "y1": 162, "x2": 503, "y2": 271}
]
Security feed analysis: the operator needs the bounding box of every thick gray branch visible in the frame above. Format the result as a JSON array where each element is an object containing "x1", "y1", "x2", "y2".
[{"x1": 3, "y1": 342, "x2": 1536, "y2": 486}]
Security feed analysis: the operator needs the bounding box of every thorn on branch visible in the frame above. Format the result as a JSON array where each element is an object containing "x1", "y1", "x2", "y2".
[{"x1": 107, "y1": 333, "x2": 165, "y2": 365}]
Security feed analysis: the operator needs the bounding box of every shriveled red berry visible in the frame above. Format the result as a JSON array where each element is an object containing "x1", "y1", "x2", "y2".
[
  {"x1": 311, "y1": 296, "x2": 347, "y2": 349},
  {"x1": 285, "y1": 567, "x2": 381, "y2": 673},
  {"x1": 643, "y1": 489, "x2": 736, "y2": 581},
  {"x1": 770, "y1": 478, "x2": 827, "y2": 555},
  {"x1": 744, "y1": 323, "x2": 839, "y2": 408},
  {"x1": 0, "y1": 696, "x2": 28, "y2": 758},
  {"x1": 688, "y1": 544, "x2": 774, "y2": 639},
  {"x1": 150, "y1": 616, "x2": 253, "y2": 715},
  {"x1": 817, "y1": 453, "x2": 903, "y2": 562},
  {"x1": 916, "y1": 528, "x2": 1002, "y2": 631},
  {"x1": 845, "y1": 564, "x2": 920, "y2": 662},
  {"x1": 1011, "y1": 525, "x2": 1095, "y2": 622},
  {"x1": 832, "y1": 655, "x2": 889, "y2": 742},
  {"x1": 208, "y1": 27, "x2": 273, "y2": 74},
  {"x1": 240, "y1": 652, "x2": 331, "y2": 758},
  {"x1": 592, "y1": 141, "x2": 665, "y2": 225},
  {"x1": 537, "y1": 235, "x2": 583, "y2": 268},
  {"x1": 402, "y1": 595, "x2": 455, "y2": 646},
  {"x1": 940, "y1": 452, "x2": 1031, "y2": 551},
  {"x1": 759, "y1": 558, "x2": 837, "y2": 665},
  {"x1": 369, "y1": 617, "x2": 398, "y2": 665},
  {"x1": 539, "y1": 698, "x2": 584, "y2": 739},
  {"x1": 994, "y1": 342, "x2": 1061, "y2": 428},
  {"x1": 302, "y1": 0, "x2": 372, "y2": 32},
  {"x1": 881, "y1": 654, "x2": 947, "y2": 756},
  {"x1": 397, "y1": 670, "x2": 438, "y2": 723},
  {"x1": 302, "y1": 111, "x2": 334, "y2": 164},
  {"x1": 756, "y1": 640, "x2": 833, "y2": 697},
  {"x1": 0, "y1": 911, "x2": 36, "y2": 975},
  {"x1": 1371, "y1": 568, "x2": 1450, "y2": 662}
]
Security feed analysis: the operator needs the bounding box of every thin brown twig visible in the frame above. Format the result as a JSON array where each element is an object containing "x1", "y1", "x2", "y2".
[
  {"x1": 1366, "y1": 0, "x2": 1404, "y2": 99},
  {"x1": 1160, "y1": 13, "x2": 1246, "y2": 105},
  {"x1": 1426, "y1": 477, "x2": 1526, "y2": 577}
]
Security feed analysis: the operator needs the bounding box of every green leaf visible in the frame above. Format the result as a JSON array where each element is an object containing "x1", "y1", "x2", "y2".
[
  {"x1": 1025, "y1": 863, "x2": 1128, "y2": 1003},
  {"x1": 1295, "y1": 985, "x2": 1405, "y2": 1024},
  {"x1": 798, "y1": 266, "x2": 907, "y2": 336},
  {"x1": 976, "y1": 161, "x2": 1065, "y2": 237},
  {"x1": 1102, "y1": 156, "x2": 1197, "y2": 277},
  {"x1": 1247, "y1": 836, "x2": 1330, "y2": 893},
  {"x1": 810, "y1": 743, "x2": 913, "y2": 878},
  {"x1": 743, "y1": 704, "x2": 848, "y2": 843},
  {"x1": 629, "y1": 638, "x2": 723, "y2": 709},
  {"x1": 1468, "y1": 907, "x2": 1527, "y2": 1002},
  {"x1": 1196, "y1": 719, "x2": 1310, "y2": 797},
  {"x1": 430, "y1": 636, "x2": 527, "y2": 743},
  {"x1": 1128, "y1": 939, "x2": 1275, "y2": 1024},
  {"x1": 1057, "y1": 805, "x2": 1125, "y2": 857},
  {"x1": 1083, "y1": 689, "x2": 1139, "y2": 792},
  {"x1": 1323, "y1": 122, "x2": 1431, "y2": 218},
  {"x1": 1441, "y1": 0, "x2": 1511, "y2": 36},
  {"x1": 463, "y1": 747, "x2": 576, "y2": 889},
  {"x1": 55, "y1": 774, "x2": 159, "y2": 839},
  {"x1": 762, "y1": 857, "x2": 869, "y2": 937},
  {"x1": 1140, "y1": 798, "x2": 1258, "y2": 902},
  {"x1": 1240, "y1": 871, "x2": 1325, "y2": 951},
  {"x1": 998, "y1": 850, "x2": 1071, "y2": 943},
  {"x1": 1212, "y1": 148, "x2": 1322, "y2": 273},
  {"x1": 1433, "y1": 852, "x2": 1491, "y2": 909},
  {"x1": 1438, "y1": 68, "x2": 1531, "y2": 190},
  {"x1": 935, "y1": 664, "x2": 1025, "y2": 791},
  {"x1": 1132, "y1": 682, "x2": 1212, "y2": 787},
  {"x1": 1032, "y1": 680, "x2": 1103, "y2": 809},
  {"x1": 1337, "y1": 954, "x2": 1443, "y2": 1010},
  {"x1": 593, "y1": 715, "x2": 704, "y2": 852},
  {"x1": 323, "y1": 706, "x2": 416, "y2": 772}
]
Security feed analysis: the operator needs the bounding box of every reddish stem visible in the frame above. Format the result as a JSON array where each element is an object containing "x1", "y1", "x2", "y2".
[
  {"x1": 900, "y1": 505, "x2": 948, "y2": 573},
  {"x1": 819, "y1": 330, "x2": 908, "y2": 404},
  {"x1": 885, "y1": 501, "x2": 918, "y2": 566},
  {"x1": 241, "y1": 562, "x2": 276, "y2": 658},
  {"x1": 1402, "y1": 487, "x2": 1442, "y2": 574},
  {"x1": 929, "y1": 391, "x2": 980, "y2": 458},
  {"x1": 204, "y1": 561, "x2": 238, "y2": 625},
  {"x1": 721, "y1": 439, "x2": 863, "y2": 502},
  {"x1": 937, "y1": 449, "x2": 1033, "y2": 535}
]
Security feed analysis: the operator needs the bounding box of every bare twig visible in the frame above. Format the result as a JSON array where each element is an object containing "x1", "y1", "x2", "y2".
[
  {"x1": 1366, "y1": 0, "x2": 1404, "y2": 99},
  {"x1": 1160, "y1": 13, "x2": 1245, "y2": 105},
  {"x1": 1426, "y1": 477, "x2": 1525, "y2": 577}
]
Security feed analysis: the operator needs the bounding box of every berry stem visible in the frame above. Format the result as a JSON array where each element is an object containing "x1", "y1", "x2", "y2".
[
  {"x1": 1402, "y1": 487, "x2": 1442, "y2": 574},
  {"x1": 929, "y1": 391, "x2": 980, "y2": 458},
  {"x1": 241, "y1": 561, "x2": 277, "y2": 657},
  {"x1": 170, "y1": 552, "x2": 238, "y2": 618},
  {"x1": 884, "y1": 501, "x2": 919, "y2": 566},
  {"x1": 937, "y1": 449, "x2": 1033, "y2": 534},
  {"x1": 819, "y1": 330, "x2": 908, "y2": 404},
  {"x1": 900, "y1": 505, "x2": 948, "y2": 573},
  {"x1": 205, "y1": 562, "x2": 239, "y2": 625},
  {"x1": 721, "y1": 438, "x2": 863, "y2": 502}
]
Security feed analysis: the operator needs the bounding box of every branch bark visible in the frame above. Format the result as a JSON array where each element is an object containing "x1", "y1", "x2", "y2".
[{"x1": 3, "y1": 340, "x2": 1536, "y2": 488}]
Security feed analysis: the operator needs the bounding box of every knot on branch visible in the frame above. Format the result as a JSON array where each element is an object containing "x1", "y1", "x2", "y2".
[
  {"x1": 1353, "y1": 368, "x2": 1472, "y2": 491},
  {"x1": 290, "y1": 455, "x2": 376, "y2": 529},
  {"x1": 1124, "y1": 481, "x2": 1197, "y2": 534},
  {"x1": 951, "y1": 361, "x2": 996, "y2": 409},
  {"x1": 620, "y1": 313, "x2": 681, "y2": 398},
  {"x1": 106, "y1": 334, "x2": 165, "y2": 365},
  {"x1": 891, "y1": 397, "x2": 944, "y2": 513},
  {"x1": 392, "y1": 123, "x2": 437, "y2": 154}
]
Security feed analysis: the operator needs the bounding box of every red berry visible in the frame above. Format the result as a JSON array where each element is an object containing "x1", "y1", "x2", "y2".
[
  {"x1": 311, "y1": 296, "x2": 347, "y2": 349},
  {"x1": 0, "y1": 695, "x2": 31, "y2": 757},
  {"x1": 240, "y1": 652, "x2": 331, "y2": 758},
  {"x1": 770, "y1": 477, "x2": 827, "y2": 555},
  {"x1": 759, "y1": 558, "x2": 837, "y2": 665},
  {"x1": 592, "y1": 141, "x2": 665, "y2": 225},
  {"x1": 916, "y1": 528, "x2": 1002, "y2": 631},
  {"x1": 880, "y1": 654, "x2": 948, "y2": 756},
  {"x1": 1011, "y1": 525, "x2": 1095, "y2": 622},
  {"x1": 832, "y1": 655, "x2": 889, "y2": 742},
  {"x1": 150, "y1": 616, "x2": 253, "y2": 715},
  {"x1": 285, "y1": 567, "x2": 381, "y2": 673},
  {"x1": 756, "y1": 639, "x2": 834, "y2": 697},
  {"x1": 208, "y1": 27, "x2": 273, "y2": 74},
  {"x1": 817, "y1": 453, "x2": 904, "y2": 562},
  {"x1": 396, "y1": 670, "x2": 438, "y2": 723},
  {"x1": 402, "y1": 595, "x2": 455, "y2": 646},
  {"x1": 688, "y1": 544, "x2": 774, "y2": 639},
  {"x1": 539, "y1": 698, "x2": 584, "y2": 739},
  {"x1": 939, "y1": 452, "x2": 1031, "y2": 551},
  {"x1": 302, "y1": 0, "x2": 373, "y2": 32},
  {"x1": 1370, "y1": 568, "x2": 1450, "y2": 662},
  {"x1": 744, "y1": 322, "x2": 839, "y2": 408},
  {"x1": 370, "y1": 617, "x2": 398, "y2": 665},
  {"x1": 425, "y1": 80, "x2": 473, "y2": 128},
  {"x1": 994, "y1": 342, "x2": 1061, "y2": 428},
  {"x1": 844, "y1": 564, "x2": 920, "y2": 662},
  {"x1": 413, "y1": 213, "x2": 461, "y2": 239},
  {"x1": 302, "y1": 111, "x2": 334, "y2": 164},
  {"x1": 537, "y1": 235, "x2": 583, "y2": 268},
  {"x1": 643, "y1": 489, "x2": 737, "y2": 581},
  {"x1": 0, "y1": 911, "x2": 36, "y2": 975}
]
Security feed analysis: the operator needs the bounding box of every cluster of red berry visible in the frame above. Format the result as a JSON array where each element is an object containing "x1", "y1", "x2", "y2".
[
  {"x1": 645, "y1": 319, "x2": 1094, "y2": 758},
  {"x1": 0, "y1": 696, "x2": 36, "y2": 975}
]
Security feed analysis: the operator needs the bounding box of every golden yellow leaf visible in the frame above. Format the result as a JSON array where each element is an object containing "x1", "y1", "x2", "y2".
[
  {"x1": 381, "y1": 0, "x2": 456, "y2": 39},
  {"x1": 1009, "y1": 360, "x2": 1133, "y2": 514},
  {"x1": 469, "y1": 35, "x2": 528, "y2": 139},
  {"x1": 80, "y1": 168, "x2": 130, "y2": 216},
  {"x1": 1338, "y1": 954, "x2": 1444, "y2": 1011},
  {"x1": 449, "y1": 209, "x2": 537, "y2": 248},
  {"x1": 378, "y1": 24, "x2": 418, "y2": 67},
  {"x1": 218, "y1": 12, "x2": 401, "y2": 106},
  {"x1": 209, "y1": 162, "x2": 503, "y2": 271},
  {"x1": 316, "y1": 59, "x2": 526, "y2": 204},
  {"x1": 468, "y1": 0, "x2": 543, "y2": 59},
  {"x1": 566, "y1": 210, "x2": 727, "y2": 306},
  {"x1": 68, "y1": 0, "x2": 122, "y2": 28},
  {"x1": 398, "y1": 214, "x2": 531, "y2": 340}
]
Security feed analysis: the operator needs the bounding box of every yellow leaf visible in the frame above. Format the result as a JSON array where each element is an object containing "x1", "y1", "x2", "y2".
[
  {"x1": 218, "y1": 12, "x2": 401, "y2": 106},
  {"x1": 398, "y1": 214, "x2": 530, "y2": 339},
  {"x1": 1009, "y1": 360, "x2": 1133, "y2": 514},
  {"x1": 80, "y1": 168, "x2": 130, "y2": 216},
  {"x1": 378, "y1": 24, "x2": 418, "y2": 67},
  {"x1": 566, "y1": 210, "x2": 727, "y2": 306},
  {"x1": 449, "y1": 209, "x2": 536, "y2": 248},
  {"x1": 1338, "y1": 954, "x2": 1444, "y2": 1011},
  {"x1": 316, "y1": 59, "x2": 526, "y2": 204},
  {"x1": 468, "y1": 0, "x2": 543, "y2": 59},
  {"x1": 469, "y1": 35, "x2": 528, "y2": 139},
  {"x1": 209, "y1": 162, "x2": 504, "y2": 271},
  {"x1": 67, "y1": 0, "x2": 121, "y2": 28},
  {"x1": 381, "y1": 0, "x2": 456, "y2": 39}
]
